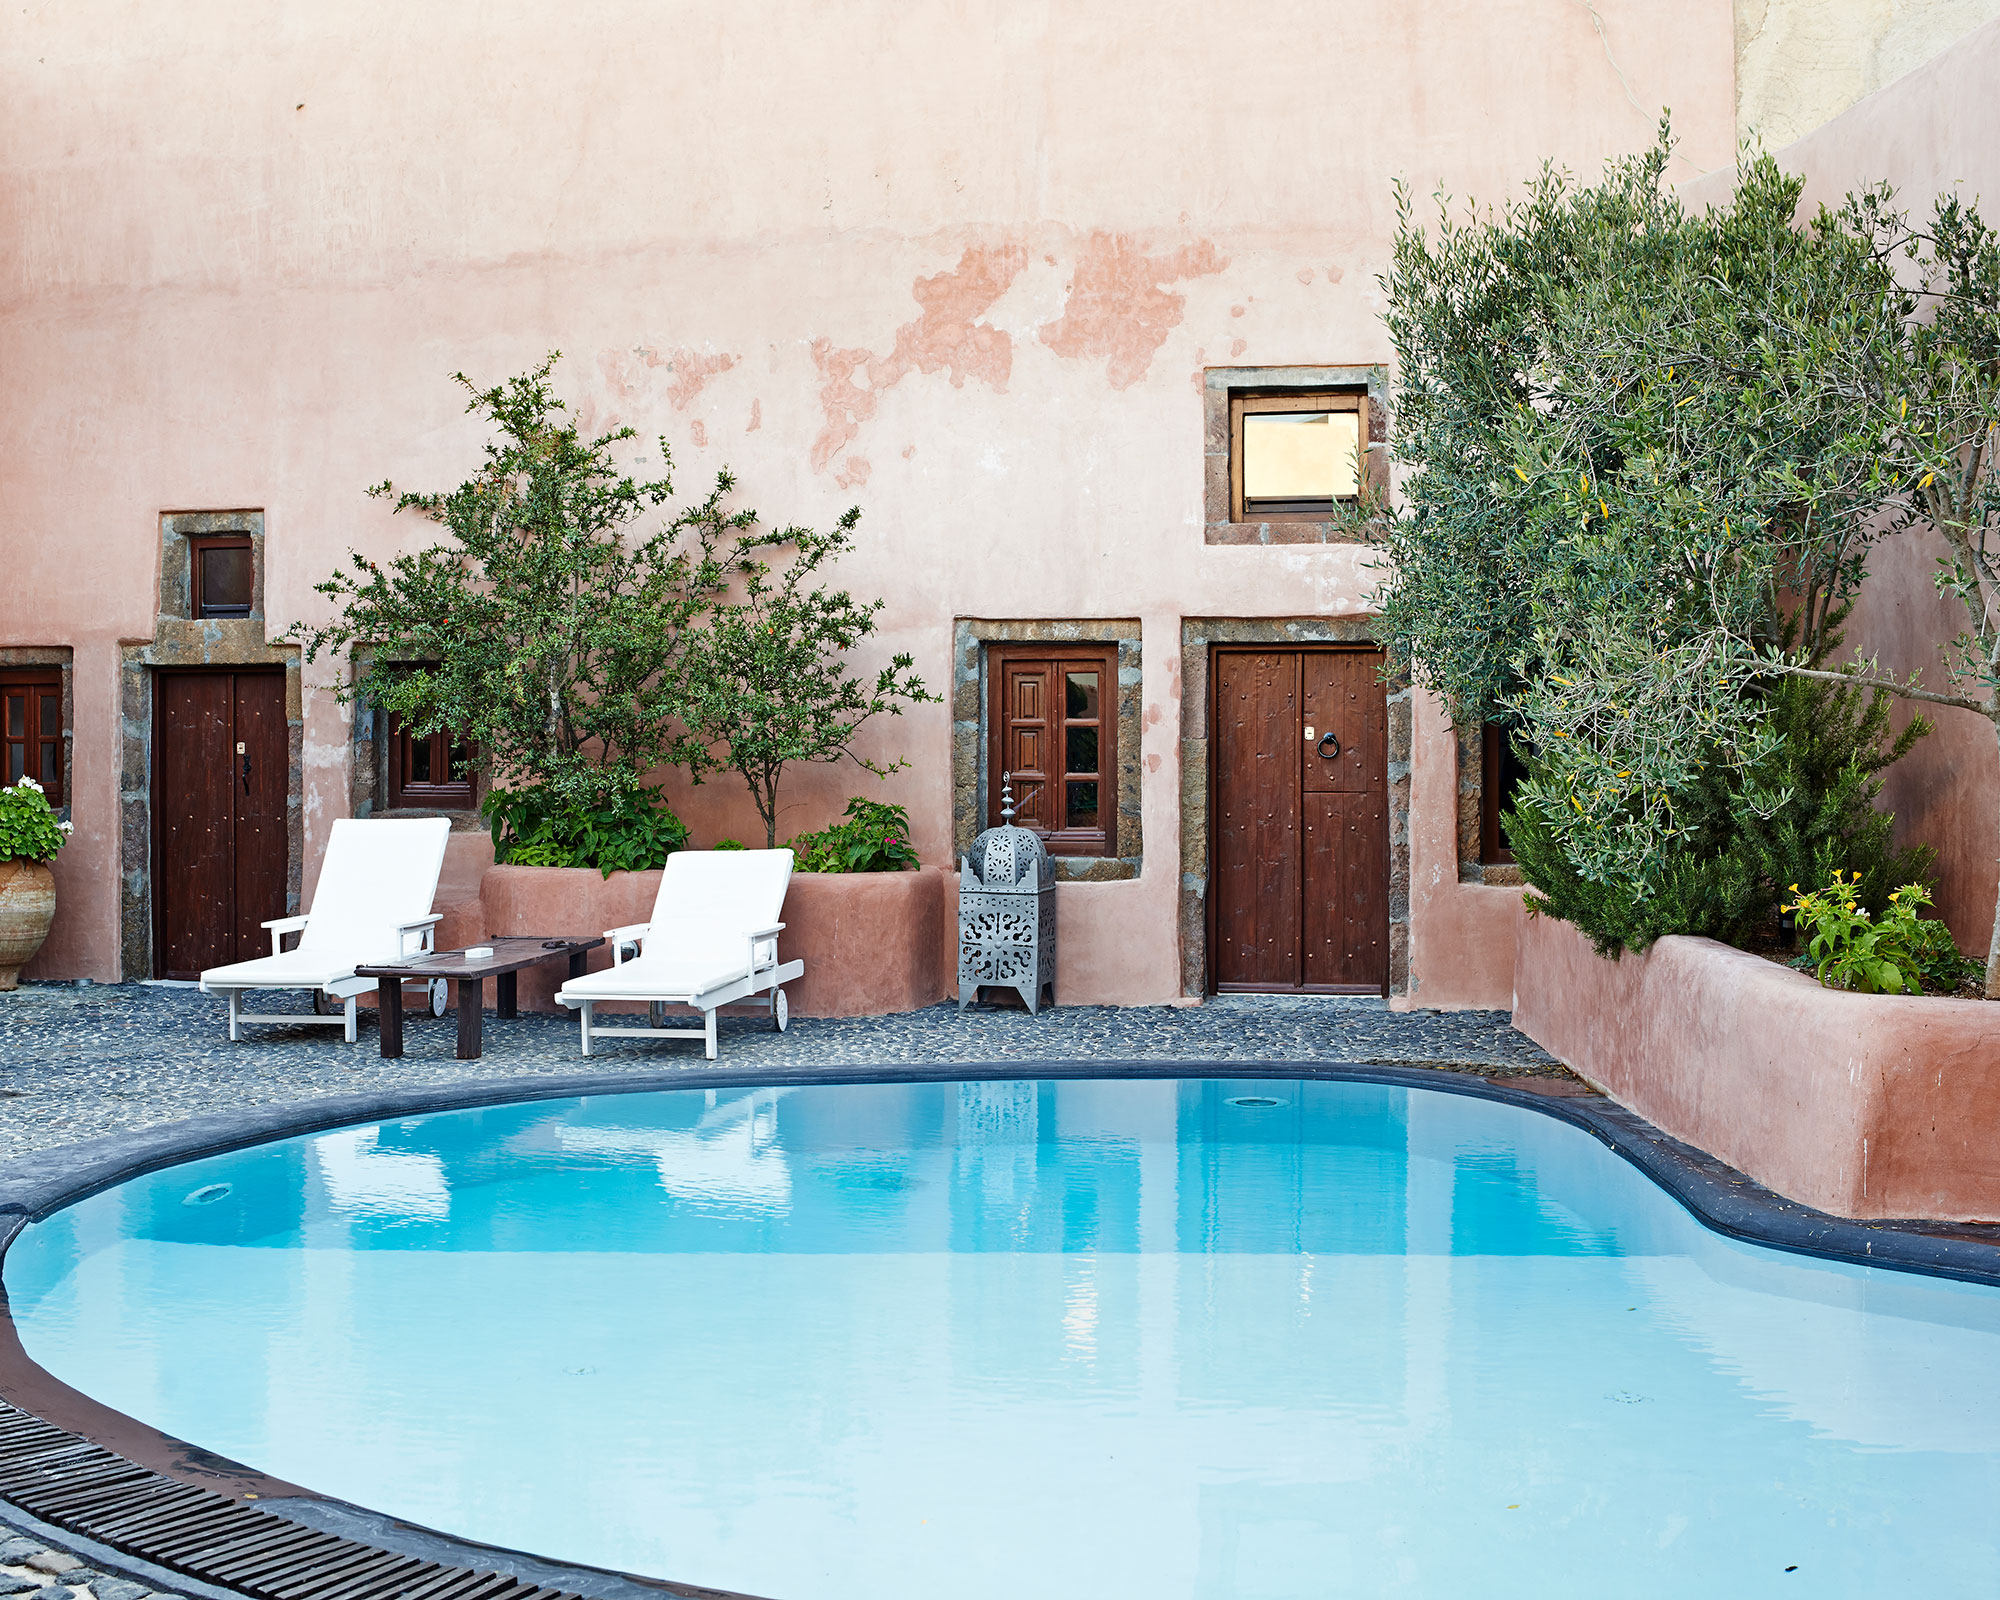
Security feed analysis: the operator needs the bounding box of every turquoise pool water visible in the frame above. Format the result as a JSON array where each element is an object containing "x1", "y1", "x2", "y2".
[{"x1": 7, "y1": 1078, "x2": 1999, "y2": 1600}]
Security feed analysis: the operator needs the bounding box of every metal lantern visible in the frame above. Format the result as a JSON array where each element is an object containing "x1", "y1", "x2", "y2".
[{"x1": 958, "y1": 773, "x2": 1057, "y2": 1013}]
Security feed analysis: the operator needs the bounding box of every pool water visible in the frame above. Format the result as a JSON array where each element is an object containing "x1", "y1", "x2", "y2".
[{"x1": 8, "y1": 1078, "x2": 1999, "y2": 1600}]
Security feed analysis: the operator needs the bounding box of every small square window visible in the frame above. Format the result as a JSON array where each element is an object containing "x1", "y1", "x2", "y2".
[
  {"x1": 1, "y1": 670, "x2": 64, "y2": 805},
  {"x1": 1229, "y1": 390, "x2": 1365, "y2": 522},
  {"x1": 388, "y1": 708, "x2": 476, "y2": 809},
  {"x1": 988, "y1": 643, "x2": 1118, "y2": 857},
  {"x1": 190, "y1": 536, "x2": 254, "y2": 618}
]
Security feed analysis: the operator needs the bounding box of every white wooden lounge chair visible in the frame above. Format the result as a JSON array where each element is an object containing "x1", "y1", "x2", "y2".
[
  {"x1": 199, "y1": 817, "x2": 451, "y2": 1044},
  {"x1": 555, "y1": 848, "x2": 804, "y2": 1059}
]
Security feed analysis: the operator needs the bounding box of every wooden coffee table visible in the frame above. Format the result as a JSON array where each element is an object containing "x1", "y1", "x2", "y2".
[{"x1": 356, "y1": 936, "x2": 605, "y2": 1060}]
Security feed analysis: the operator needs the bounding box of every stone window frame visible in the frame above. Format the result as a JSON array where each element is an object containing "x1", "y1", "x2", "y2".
[
  {"x1": 1204, "y1": 365, "x2": 1390, "y2": 545},
  {"x1": 1177, "y1": 617, "x2": 1412, "y2": 998},
  {"x1": 952, "y1": 620, "x2": 1142, "y2": 882},
  {"x1": 0, "y1": 648, "x2": 74, "y2": 818},
  {"x1": 118, "y1": 510, "x2": 304, "y2": 979}
]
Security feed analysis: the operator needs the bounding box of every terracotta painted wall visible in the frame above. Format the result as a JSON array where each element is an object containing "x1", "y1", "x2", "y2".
[
  {"x1": 0, "y1": 1, "x2": 1736, "y2": 1002},
  {"x1": 1687, "y1": 18, "x2": 2000, "y2": 963}
]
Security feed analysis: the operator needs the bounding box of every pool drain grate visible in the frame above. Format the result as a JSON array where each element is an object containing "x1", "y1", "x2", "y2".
[
  {"x1": 0, "y1": 1400, "x2": 587, "y2": 1600},
  {"x1": 1226, "y1": 1096, "x2": 1284, "y2": 1108}
]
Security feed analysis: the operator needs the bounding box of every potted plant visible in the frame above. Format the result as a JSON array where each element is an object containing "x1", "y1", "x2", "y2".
[{"x1": 0, "y1": 776, "x2": 73, "y2": 990}]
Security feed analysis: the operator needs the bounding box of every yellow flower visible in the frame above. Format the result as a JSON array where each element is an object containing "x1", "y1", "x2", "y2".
[
  {"x1": 1788, "y1": 885, "x2": 1799, "y2": 893},
  {"x1": 1514, "y1": 466, "x2": 1529, "y2": 482},
  {"x1": 1921, "y1": 472, "x2": 1934, "y2": 488}
]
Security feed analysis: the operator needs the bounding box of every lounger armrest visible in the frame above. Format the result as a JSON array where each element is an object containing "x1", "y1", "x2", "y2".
[
  {"x1": 746, "y1": 923, "x2": 786, "y2": 973},
  {"x1": 395, "y1": 913, "x2": 443, "y2": 957},
  {"x1": 605, "y1": 922, "x2": 652, "y2": 965},
  {"x1": 263, "y1": 914, "x2": 311, "y2": 956}
]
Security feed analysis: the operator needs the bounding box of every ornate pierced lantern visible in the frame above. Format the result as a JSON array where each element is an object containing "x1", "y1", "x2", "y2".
[{"x1": 958, "y1": 773, "x2": 1056, "y2": 1013}]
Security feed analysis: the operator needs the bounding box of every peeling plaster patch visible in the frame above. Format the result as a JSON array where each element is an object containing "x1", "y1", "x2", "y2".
[
  {"x1": 809, "y1": 338, "x2": 876, "y2": 473},
  {"x1": 806, "y1": 244, "x2": 1028, "y2": 476},
  {"x1": 1230, "y1": 305, "x2": 1245, "y2": 318},
  {"x1": 1326, "y1": 263, "x2": 1345, "y2": 283},
  {"x1": 1230, "y1": 339, "x2": 1247, "y2": 357},
  {"x1": 1039, "y1": 234, "x2": 1230, "y2": 390},
  {"x1": 746, "y1": 398, "x2": 762, "y2": 432},
  {"x1": 834, "y1": 456, "x2": 872, "y2": 490},
  {"x1": 689, "y1": 419, "x2": 708, "y2": 447},
  {"x1": 902, "y1": 444, "x2": 916, "y2": 460},
  {"x1": 1296, "y1": 268, "x2": 1314, "y2": 284},
  {"x1": 871, "y1": 242, "x2": 1029, "y2": 393},
  {"x1": 1146, "y1": 752, "x2": 1162, "y2": 773},
  {"x1": 655, "y1": 348, "x2": 737, "y2": 410}
]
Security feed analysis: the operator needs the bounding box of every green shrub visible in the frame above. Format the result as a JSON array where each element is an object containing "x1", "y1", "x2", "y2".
[
  {"x1": 0, "y1": 778, "x2": 70, "y2": 864},
  {"x1": 1506, "y1": 666, "x2": 1933, "y2": 957},
  {"x1": 790, "y1": 799, "x2": 918, "y2": 874},
  {"x1": 482, "y1": 781, "x2": 688, "y2": 877},
  {"x1": 1783, "y1": 874, "x2": 1974, "y2": 995},
  {"x1": 712, "y1": 838, "x2": 746, "y2": 851}
]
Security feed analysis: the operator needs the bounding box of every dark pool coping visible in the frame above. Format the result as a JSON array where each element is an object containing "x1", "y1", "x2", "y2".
[{"x1": 2, "y1": 1057, "x2": 1998, "y2": 1600}]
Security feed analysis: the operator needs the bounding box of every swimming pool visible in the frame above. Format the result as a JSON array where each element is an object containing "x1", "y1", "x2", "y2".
[{"x1": 7, "y1": 1077, "x2": 1998, "y2": 1599}]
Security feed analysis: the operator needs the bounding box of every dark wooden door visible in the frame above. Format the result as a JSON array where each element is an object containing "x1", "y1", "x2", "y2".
[
  {"x1": 1212, "y1": 648, "x2": 1388, "y2": 994},
  {"x1": 153, "y1": 670, "x2": 288, "y2": 979}
]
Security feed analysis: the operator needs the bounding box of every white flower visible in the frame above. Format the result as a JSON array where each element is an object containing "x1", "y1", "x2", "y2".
[
  {"x1": 59, "y1": 820, "x2": 75, "y2": 833},
  {"x1": 13, "y1": 776, "x2": 42, "y2": 793}
]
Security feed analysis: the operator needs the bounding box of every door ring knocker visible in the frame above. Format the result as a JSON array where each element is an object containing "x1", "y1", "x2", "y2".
[{"x1": 1317, "y1": 731, "x2": 1342, "y2": 761}]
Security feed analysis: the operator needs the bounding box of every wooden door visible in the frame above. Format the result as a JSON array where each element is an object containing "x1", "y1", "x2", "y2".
[
  {"x1": 153, "y1": 670, "x2": 288, "y2": 979},
  {"x1": 1211, "y1": 648, "x2": 1388, "y2": 994}
]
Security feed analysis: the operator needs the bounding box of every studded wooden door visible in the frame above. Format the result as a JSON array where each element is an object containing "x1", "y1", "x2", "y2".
[
  {"x1": 1211, "y1": 648, "x2": 1388, "y2": 994},
  {"x1": 153, "y1": 669, "x2": 288, "y2": 979}
]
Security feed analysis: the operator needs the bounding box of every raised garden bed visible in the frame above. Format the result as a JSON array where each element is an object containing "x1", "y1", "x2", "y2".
[
  {"x1": 473, "y1": 862, "x2": 950, "y2": 1019},
  {"x1": 1511, "y1": 904, "x2": 2000, "y2": 1222}
]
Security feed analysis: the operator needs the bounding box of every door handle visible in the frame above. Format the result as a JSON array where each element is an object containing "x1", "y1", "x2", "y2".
[
  {"x1": 240, "y1": 749, "x2": 252, "y2": 792},
  {"x1": 1317, "y1": 731, "x2": 1342, "y2": 760}
]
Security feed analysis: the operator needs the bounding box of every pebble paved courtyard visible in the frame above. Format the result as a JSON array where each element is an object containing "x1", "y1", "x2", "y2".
[{"x1": 0, "y1": 981, "x2": 1565, "y2": 1164}]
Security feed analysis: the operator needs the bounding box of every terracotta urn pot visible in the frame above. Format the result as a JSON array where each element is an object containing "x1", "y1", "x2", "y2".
[{"x1": 0, "y1": 858, "x2": 56, "y2": 990}]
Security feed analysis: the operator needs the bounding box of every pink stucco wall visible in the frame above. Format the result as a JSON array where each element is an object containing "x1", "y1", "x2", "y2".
[
  {"x1": 1683, "y1": 18, "x2": 2000, "y2": 963},
  {"x1": 1513, "y1": 905, "x2": 2000, "y2": 1221},
  {"x1": 0, "y1": 2, "x2": 1737, "y2": 1001}
]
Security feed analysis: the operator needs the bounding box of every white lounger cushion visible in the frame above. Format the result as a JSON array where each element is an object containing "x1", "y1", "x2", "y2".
[
  {"x1": 558, "y1": 929, "x2": 765, "y2": 1001},
  {"x1": 201, "y1": 817, "x2": 452, "y2": 991},
  {"x1": 199, "y1": 947, "x2": 382, "y2": 991},
  {"x1": 557, "y1": 848, "x2": 795, "y2": 1005}
]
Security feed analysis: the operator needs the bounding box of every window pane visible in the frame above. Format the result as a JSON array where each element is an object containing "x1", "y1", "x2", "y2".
[
  {"x1": 5, "y1": 694, "x2": 21, "y2": 739},
  {"x1": 39, "y1": 743, "x2": 57, "y2": 788},
  {"x1": 1065, "y1": 724, "x2": 1098, "y2": 776},
  {"x1": 1065, "y1": 780, "x2": 1099, "y2": 830},
  {"x1": 199, "y1": 545, "x2": 253, "y2": 612},
  {"x1": 1243, "y1": 410, "x2": 1359, "y2": 501},
  {"x1": 40, "y1": 693, "x2": 58, "y2": 733},
  {"x1": 1065, "y1": 670, "x2": 1099, "y2": 719},
  {"x1": 409, "y1": 733, "x2": 434, "y2": 783},
  {"x1": 5, "y1": 747, "x2": 20, "y2": 784},
  {"x1": 447, "y1": 736, "x2": 472, "y2": 784}
]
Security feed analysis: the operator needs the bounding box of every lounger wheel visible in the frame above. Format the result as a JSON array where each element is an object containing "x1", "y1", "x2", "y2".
[
  {"x1": 429, "y1": 978, "x2": 448, "y2": 1018},
  {"x1": 312, "y1": 991, "x2": 334, "y2": 1016},
  {"x1": 774, "y1": 988, "x2": 789, "y2": 1032}
]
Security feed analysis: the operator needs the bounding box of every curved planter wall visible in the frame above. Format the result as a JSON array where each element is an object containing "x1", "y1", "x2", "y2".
[
  {"x1": 1511, "y1": 904, "x2": 2000, "y2": 1222},
  {"x1": 474, "y1": 862, "x2": 950, "y2": 1018}
]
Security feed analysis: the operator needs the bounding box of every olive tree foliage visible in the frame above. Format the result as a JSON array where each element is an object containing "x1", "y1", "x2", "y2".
[
  {"x1": 680, "y1": 506, "x2": 936, "y2": 848},
  {"x1": 295, "y1": 356, "x2": 730, "y2": 811},
  {"x1": 1373, "y1": 126, "x2": 2000, "y2": 993}
]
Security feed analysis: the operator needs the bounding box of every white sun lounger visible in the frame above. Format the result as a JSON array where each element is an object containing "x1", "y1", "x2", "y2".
[
  {"x1": 555, "y1": 848, "x2": 804, "y2": 1059},
  {"x1": 199, "y1": 816, "x2": 452, "y2": 1044}
]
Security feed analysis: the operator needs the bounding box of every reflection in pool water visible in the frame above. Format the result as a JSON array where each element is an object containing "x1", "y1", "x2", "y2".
[{"x1": 8, "y1": 1078, "x2": 1999, "y2": 1600}]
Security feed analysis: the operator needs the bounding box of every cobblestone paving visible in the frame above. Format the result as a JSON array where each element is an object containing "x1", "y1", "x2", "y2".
[
  {"x1": 0, "y1": 981, "x2": 1564, "y2": 1165},
  {"x1": 0, "y1": 1521, "x2": 183, "y2": 1600}
]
